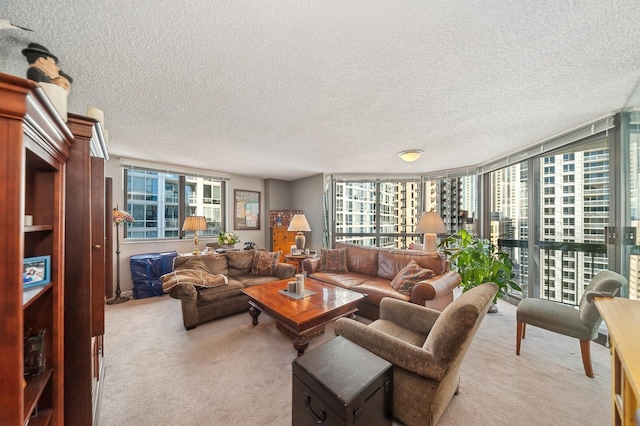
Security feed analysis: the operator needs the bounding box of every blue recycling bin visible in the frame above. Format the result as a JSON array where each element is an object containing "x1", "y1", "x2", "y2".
[{"x1": 129, "y1": 251, "x2": 178, "y2": 299}]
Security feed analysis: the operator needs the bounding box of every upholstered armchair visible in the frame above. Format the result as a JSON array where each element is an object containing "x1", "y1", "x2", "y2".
[
  {"x1": 334, "y1": 282, "x2": 498, "y2": 426},
  {"x1": 516, "y1": 270, "x2": 626, "y2": 378}
]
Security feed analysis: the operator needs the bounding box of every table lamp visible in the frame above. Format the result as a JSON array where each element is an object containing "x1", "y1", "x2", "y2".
[
  {"x1": 416, "y1": 212, "x2": 446, "y2": 252},
  {"x1": 288, "y1": 214, "x2": 311, "y2": 250},
  {"x1": 183, "y1": 215, "x2": 208, "y2": 255}
]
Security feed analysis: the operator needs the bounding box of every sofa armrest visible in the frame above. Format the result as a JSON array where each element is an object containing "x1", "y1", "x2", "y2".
[
  {"x1": 169, "y1": 283, "x2": 198, "y2": 301},
  {"x1": 411, "y1": 271, "x2": 461, "y2": 306},
  {"x1": 274, "y1": 262, "x2": 295, "y2": 279},
  {"x1": 379, "y1": 297, "x2": 440, "y2": 335},
  {"x1": 303, "y1": 257, "x2": 320, "y2": 275},
  {"x1": 335, "y1": 318, "x2": 445, "y2": 381}
]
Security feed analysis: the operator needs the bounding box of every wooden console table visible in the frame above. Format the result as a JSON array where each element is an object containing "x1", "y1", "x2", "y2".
[{"x1": 593, "y1": 297, "x2": 640, "y2": 425}]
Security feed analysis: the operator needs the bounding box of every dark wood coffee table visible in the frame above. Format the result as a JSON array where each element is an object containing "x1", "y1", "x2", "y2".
[{"x1": 241, "y1": 277, "x2": 365, "y2": 356}]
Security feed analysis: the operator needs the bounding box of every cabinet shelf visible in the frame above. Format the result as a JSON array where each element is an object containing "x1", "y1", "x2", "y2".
[
  {"x1": 23, "y1": 367, "x2": 53, "y2": 423},
  {"x1": 26, "y1": 408, "x2": 52, "y2": 426},
  {"x1": 25, "y1": 225, "x2": 53, "y2": 233},
  {"x1": 23, "y1": 283, "x2": 52, "y2": 307}
]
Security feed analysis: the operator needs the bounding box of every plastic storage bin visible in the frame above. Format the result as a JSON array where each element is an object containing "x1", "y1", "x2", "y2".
[{"x1": 129, "y1": 251, "x2": 178, "y2": 299}]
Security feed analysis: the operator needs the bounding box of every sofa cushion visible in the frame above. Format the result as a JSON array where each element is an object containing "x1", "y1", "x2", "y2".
[
  {"x1": 251, "y1": 250, "x2": 282, "y2": 276},
  {"x1": 377, "y1": 250, "x2": 446, "y2": 280},
  {"x1": 319, "y1": 248, "x2": 348, "y2": 272},
  {"x1": 389, "y1": 260, "x2": 435, "y2": 296},
  {"x1": 310, "y1": 271, "x2": 370, "y2": 289},
  {"x1": 336, "y1": 242, "x2": 378, "y2": 276},
  {"x1": 196, "y1": 279, "x2": 246, "y2": 304},
  {"x1": 226, "y1": 250, "x2": 255, "y2": 277},
  {"x1": 175, "y1": 256, "x2": 210, "y2": 273},
  {"x1": 353, "y1": 277, "x2": 411, "y2": 304}
]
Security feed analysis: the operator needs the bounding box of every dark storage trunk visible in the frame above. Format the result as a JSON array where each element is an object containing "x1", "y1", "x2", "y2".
[
  {"x1": 292, "y1": 336, "x2": 393, "y2": 426},
  {"x1": 129, "y1": 251, "x2": 178, "y2": 299}
]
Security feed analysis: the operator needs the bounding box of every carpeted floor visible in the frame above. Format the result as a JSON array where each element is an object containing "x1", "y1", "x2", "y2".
[{"x1": 98, "y1": 293, "x2": 611, "y2": 425}]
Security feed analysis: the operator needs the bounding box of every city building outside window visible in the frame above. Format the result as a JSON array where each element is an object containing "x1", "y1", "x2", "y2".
[{"x1": 124, "y1": 168, "x2": 225, "y2": 240}]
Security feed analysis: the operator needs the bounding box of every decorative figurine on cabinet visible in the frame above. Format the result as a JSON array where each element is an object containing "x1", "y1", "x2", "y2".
[{"x1": 21, "y1": 42, "x2": 73, "y2": 92}]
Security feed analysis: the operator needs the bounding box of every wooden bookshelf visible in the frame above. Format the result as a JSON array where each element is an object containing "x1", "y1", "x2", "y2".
[
  {"x1": 0, "y1": 73, "x2": 72, "y2": 425},
  {"x1": 594, "y1": 297, "x2": 640, "y2": 426}
]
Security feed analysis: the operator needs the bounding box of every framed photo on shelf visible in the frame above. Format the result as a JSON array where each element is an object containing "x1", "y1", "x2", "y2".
[
  {"x1": 234, "y1": 189, "x2": 261, "y2": 230},
  {"x1": 291, "y1": 248, "x2": 303, "y2": 256},
  {"x1": 23, "y1": 255, "x2": 51, "y2": 289}
]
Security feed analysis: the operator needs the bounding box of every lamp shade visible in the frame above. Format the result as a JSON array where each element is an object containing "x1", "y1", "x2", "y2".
[
  {"x1": 288, "y1": 214, "x2": 311, "y2": 250},
  {"x1": 416, "y1": 212, "x2": 446, "y2": 234},
  {"x1": 287, "y1": 214, "x2": 311, "y2": 232},
  {"x1": 113, "y1": 208, "x2": 134, "y2": 224},
  {"x1": 182, "y1": 216, "x2": 208, "y2": 231},
  {"x1": 416, "y1": 212, "x2": 446, "y2": 252}
]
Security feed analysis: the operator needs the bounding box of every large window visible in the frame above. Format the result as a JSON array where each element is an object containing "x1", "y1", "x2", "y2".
[
  {"x1": 333, "y1": 179, "x2": 422, "y2": 248},
  {"x1": 331, "y1": 176, "x2": 478, "y2": 248},
  {"x1": 124, "y1": 167, "x2": 225, "y2": 240}
]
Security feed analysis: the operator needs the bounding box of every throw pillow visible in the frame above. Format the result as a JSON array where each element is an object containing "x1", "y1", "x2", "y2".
[
  {"x1": 389, "y1": 260, "x2": 435, "y2": 296},
  {"x1": 318, "y1": 248, "x2": 348, "y2": 272},
  {"x1": 251, "y1": 250, "x2": 282, "y2": 276}
]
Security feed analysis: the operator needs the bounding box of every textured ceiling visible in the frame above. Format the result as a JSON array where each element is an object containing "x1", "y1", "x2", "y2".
[{"x1": 1, "y1": 1, "x2": 639, "y2": 180}]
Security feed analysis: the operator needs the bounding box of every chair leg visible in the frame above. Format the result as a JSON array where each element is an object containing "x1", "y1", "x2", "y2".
[
  {"x1": 516, "y1": 321, "x2": 524, "y2": 355},
  {"x1": 580, "y1": 340, "x2": 594, "y2": 378}
]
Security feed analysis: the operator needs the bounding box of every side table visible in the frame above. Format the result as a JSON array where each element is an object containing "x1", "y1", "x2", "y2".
[
  {"x1": 285, "y1": 254, "x2": 310, "y2": 274},
  {"x1": 292, "y1": 336, "x2": 393, "y2": 425}
]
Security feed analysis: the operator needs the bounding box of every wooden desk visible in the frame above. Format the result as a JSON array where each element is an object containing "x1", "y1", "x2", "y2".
[{"x1": 594, "y1": 297, "x2": 640, "y2": 425}]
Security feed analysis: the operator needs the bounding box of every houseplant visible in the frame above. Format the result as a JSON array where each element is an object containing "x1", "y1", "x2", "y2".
[{"x1": 439, "y1": 229, "x2": 520, "y2": 312}]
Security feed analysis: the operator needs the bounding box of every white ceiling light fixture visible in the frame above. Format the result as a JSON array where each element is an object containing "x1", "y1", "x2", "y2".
[{"x1": 398, "y1": 149, "x2": 424, "y2": 162}]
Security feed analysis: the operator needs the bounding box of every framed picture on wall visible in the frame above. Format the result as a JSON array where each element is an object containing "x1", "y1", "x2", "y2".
[{"x1": 234, "y1": 189, "x2": 261, "y2": 230}]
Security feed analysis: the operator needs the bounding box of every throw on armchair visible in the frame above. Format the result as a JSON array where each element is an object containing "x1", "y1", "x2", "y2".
[{"x1": 334, "y1": 282, "x2": 498, "y2": 426}]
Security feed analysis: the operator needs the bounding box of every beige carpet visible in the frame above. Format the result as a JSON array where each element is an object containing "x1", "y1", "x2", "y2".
[{"x1": 98, "y1": 294, "x2": 611, "y2": 425}]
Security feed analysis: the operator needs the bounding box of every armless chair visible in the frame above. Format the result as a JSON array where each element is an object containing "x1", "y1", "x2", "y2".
[
  {"x1": 335, "y1": 282, "x2": 498, "y2": 426},
  {"x1": 516, "y1": 270, "x2": 626, "y2": 377}
]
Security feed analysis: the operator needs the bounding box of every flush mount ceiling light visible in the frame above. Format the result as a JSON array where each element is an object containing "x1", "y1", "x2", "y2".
[{"x1": 398, "y1": 149, "x2": 424, "y2": 162}]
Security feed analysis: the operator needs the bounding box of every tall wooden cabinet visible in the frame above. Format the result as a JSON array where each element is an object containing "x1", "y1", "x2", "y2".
[
  {"x1": 65, "y1": 113, "x2": 108, "y2": 425},
  {"x1": 270, "y1": 209, "x2": 303, "y2": 258},
  {"x1": 272, "y1": 227, "x2": 298, "y2": 255},
  {"x1": 0, "y1": 73, "x2": 73, "y2": 424}
]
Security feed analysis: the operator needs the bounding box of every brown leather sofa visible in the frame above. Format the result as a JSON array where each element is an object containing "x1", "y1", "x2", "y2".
[
  {"x1": 166, "y1": 251, "x2": 295, "y2": 329},
  {"x1": 303, "y1": 242, "x2": 461, "y2": 319}
]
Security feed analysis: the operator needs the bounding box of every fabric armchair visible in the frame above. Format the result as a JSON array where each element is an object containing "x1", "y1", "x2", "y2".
[
  {"x1": 516, "y1": 270, "x2": 626, "y2": 377},
  {"x1": 335, "y1": 282, "x2": 498, "y2": 426}
]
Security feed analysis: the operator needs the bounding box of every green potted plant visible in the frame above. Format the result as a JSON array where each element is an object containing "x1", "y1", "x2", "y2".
[{"x1": 439, "y1": 229, "x2": 520, "y2": 312}]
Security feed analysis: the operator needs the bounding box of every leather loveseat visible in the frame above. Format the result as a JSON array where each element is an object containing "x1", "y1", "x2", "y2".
[
  {"x1": 164, "y1": 250, "x2": 295, "y2": 329},
  {"x1": 303, "y1": 242, "x2": 461, "y2": 319}
]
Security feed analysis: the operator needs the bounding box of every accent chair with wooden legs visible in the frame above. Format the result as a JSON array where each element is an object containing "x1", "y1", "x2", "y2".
[{"x1": 515, "y1": 270, "x2": 626, "y2": 378}]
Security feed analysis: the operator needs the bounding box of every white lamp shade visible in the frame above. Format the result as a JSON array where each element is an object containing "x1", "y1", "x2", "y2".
[
  {"x1": 287, "y1": 214, "x2": 311, "y2": 232},
  {"x1": 416, "y1": 212, "x2": 446, "y2": 234},
  {"x1": 416, "y1": 212, "x2": 446, "y2": 252}
]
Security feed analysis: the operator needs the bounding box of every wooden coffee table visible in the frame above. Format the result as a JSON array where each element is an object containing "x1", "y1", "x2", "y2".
[{"x1": 241, "y1": 277, "x2": 365, "y2": 356}]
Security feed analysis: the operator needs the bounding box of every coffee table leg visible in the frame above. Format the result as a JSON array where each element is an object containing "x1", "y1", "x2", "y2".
[
  {"x1": 249, "y1": 306, "x2": 261, "y2": 326},
  {"x1": 294, "y1": 334, "x2": 309, "y2": 357}
]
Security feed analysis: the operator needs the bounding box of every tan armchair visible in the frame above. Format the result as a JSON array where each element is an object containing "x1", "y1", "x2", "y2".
[{"x1": 334, "y1": 282, "x2": 498, "y2": 426}]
